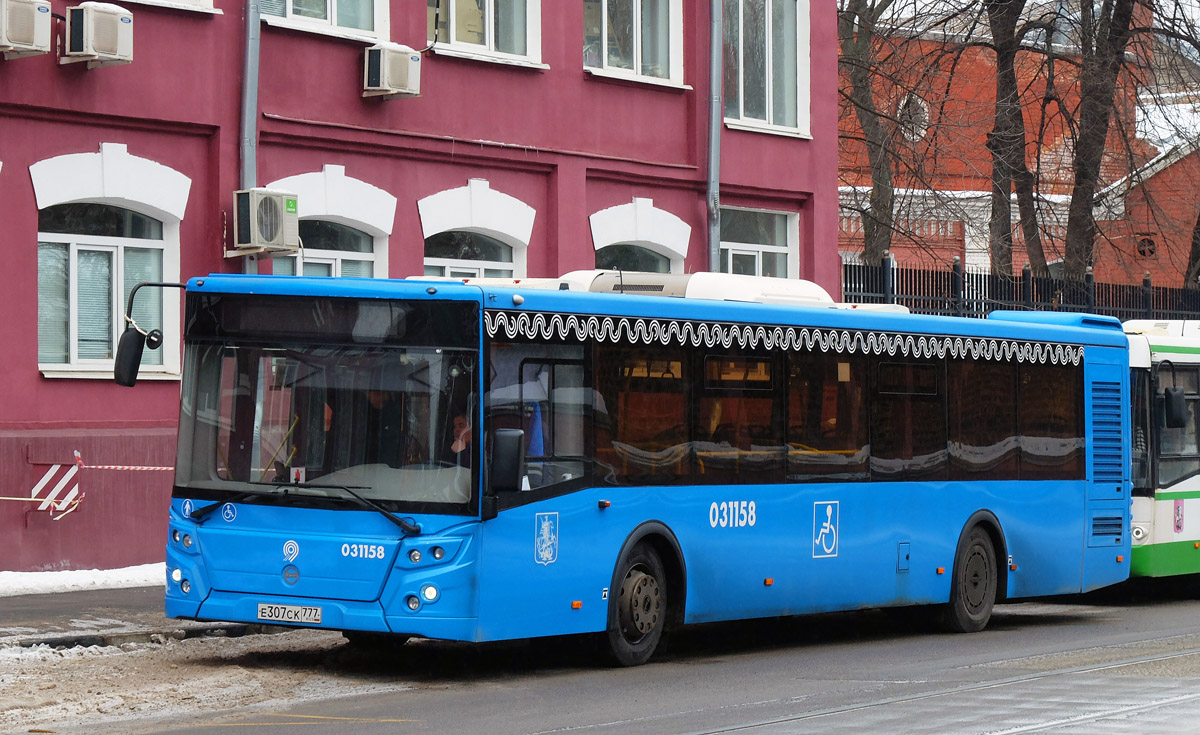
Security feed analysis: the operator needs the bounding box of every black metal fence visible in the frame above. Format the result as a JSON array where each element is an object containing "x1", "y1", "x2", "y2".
[{"x1": 843, "y1": 257, "x2": 1200, "y2": 320}]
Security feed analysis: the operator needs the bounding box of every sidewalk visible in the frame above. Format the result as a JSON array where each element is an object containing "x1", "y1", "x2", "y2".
[{"x1": 0, "y1": 580, "x2": 267, "y2": 650}]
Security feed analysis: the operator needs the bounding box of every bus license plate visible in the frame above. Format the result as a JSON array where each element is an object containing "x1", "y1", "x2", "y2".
[{"x1": 257, "y1": 603, "x2": 322, "y2": 624}]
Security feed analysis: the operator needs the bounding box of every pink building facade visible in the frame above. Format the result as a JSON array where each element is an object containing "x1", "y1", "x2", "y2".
[{"x1": 0, "y1": 0, "x2": 838, "y2": 572}]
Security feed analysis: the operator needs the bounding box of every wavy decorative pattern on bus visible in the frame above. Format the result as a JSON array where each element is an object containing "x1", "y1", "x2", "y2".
[{"x1": 484, "y1": 311, "x2": 1085, "y2": 366}]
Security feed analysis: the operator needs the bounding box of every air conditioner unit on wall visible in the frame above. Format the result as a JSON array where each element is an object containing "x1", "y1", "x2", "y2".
[
  {"x1": 1, "y1": 0, "x2": 51, "y2": 59},
  {"x1": 62, "y1": 2, "x2": 132, "y2": 68},
  {"x1": 363, "y1": 43, "x2": 421, "y2": 98},
  {"x1": 232, "y1": 188, "x2": 300, "y2": 254}
]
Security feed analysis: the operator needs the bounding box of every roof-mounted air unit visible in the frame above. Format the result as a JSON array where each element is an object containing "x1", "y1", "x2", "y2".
[
  {"x1": 1, "y1": 0, "x2": 52, "y2": 60},
  {"x1": 62, "y1": 2, "x2": 132, "y2": 68},
  {"x1": 230, "y1": 188, "x2": 300, "y2": 256},
  {"x1": 363, "y1": 42, "x2": 421, "y2": 98}
]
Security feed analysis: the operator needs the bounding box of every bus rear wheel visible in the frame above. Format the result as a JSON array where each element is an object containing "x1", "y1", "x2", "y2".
[
  {"x1": 605, "y1": 543, "x2": 667, "y2": 666},
  {"x1": 942, "y1": 526, "x2": 996, "y2": 633}
]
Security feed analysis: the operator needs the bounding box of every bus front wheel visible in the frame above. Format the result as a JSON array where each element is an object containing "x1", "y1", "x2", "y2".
[
  {"x1": 942, "y1": 526, "x2": 996, "y2": 633},
  {"x1": 605, "y1": 543, "x2": 667, "y2": 666}
]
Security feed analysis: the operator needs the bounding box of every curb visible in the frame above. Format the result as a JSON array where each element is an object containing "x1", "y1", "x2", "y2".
[{"x1": 12, "y1": 622, "x2": 292, "y2": 650}]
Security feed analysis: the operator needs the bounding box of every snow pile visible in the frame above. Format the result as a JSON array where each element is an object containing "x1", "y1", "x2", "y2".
[{"x1": 0, "y1": 563, "x2": 164, "y2": 598}]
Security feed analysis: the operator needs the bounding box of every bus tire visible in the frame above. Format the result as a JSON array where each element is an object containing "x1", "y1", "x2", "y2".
[
  {"x1": 942, "y1": 526, "x2": 996, "y2": 633},
  {"x1": 342, "y1": 631, "x2": 410, "y2": 650},
  {"x1": 605, "y1": 543, "x2": 667, "y2": 666}
]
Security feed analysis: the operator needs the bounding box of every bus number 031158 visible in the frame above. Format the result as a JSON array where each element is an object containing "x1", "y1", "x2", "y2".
[{"x1": 710, "y1": 500, "x2": 756, "y2": 528}]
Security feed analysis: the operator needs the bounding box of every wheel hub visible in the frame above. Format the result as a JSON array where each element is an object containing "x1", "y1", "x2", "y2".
[{"x1": 619, "y1": 569, "x2": 661, "y2": 639}]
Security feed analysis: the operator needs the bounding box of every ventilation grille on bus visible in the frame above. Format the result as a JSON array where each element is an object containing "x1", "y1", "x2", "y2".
[
  {"x1": 1090, "y1": 514, "x2": 1124, "y2": 543},
  {"x1": 1090, "y1": 381, "x2": 1124, "y2": 483},
  {"x1": 611, "y1": 283, "x2": 665, "y2": 292}
]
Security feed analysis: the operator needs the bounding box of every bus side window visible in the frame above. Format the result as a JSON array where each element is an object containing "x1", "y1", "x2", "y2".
[{"x1": 485, "y1": 341, "x2": 587, "y2": 493}]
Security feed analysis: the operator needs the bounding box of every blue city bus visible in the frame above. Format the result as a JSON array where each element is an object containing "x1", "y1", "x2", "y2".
[{"x1": 120, "y1": 271, "x2": 1132, "y2": 665}]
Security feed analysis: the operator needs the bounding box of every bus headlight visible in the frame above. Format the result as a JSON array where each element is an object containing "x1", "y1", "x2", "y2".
[
  {"x1": 172, "y1": 530, "x2": 180, "y2": 543},
  {"x1": 180, "y1": 579, "x2": 191, "y2": 594},
  {"x1": 405, "y1": 595, "x2": 420, "y2": 611},
  {"x1": 182, "y1": 534, "x2": 193, "y2": 549},
  {"x1": 431, "y1": 546, "x2": 445, "y2": 560},
  {"x1": 421, "y1": 585, "x2": 439, "y2": 603},
  {"x1": 408, "y1": 549, "x2": 422, "y2": 563},
  {"x1": 171, "y1": 568, "x2": 182, "y2": 583}
]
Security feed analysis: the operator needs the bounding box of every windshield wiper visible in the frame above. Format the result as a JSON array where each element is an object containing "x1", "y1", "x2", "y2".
[
  {"x1": 189, "y1": 487, "x2": 279, "y2": 523},
  {"x1": 295, "y1": 482, "x2": 421, "y2": 536}
]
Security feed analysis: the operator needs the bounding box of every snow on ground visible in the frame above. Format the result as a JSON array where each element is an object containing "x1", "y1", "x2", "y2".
[{"x1": 0, "y1": 563, "x2": 164, "y2": 598}]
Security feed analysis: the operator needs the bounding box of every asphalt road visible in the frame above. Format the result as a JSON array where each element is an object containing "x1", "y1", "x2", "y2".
[{"x1": 70, "y1": 577, "x2": 1200, "y2": 735}]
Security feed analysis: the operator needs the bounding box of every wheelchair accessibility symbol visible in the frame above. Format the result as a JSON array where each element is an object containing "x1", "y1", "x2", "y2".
[{"x1": 813, "y1": 501, "x2": 838, "y2": 558}]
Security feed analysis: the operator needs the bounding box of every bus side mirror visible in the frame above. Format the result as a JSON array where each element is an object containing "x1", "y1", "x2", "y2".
[
  {"x1": 114, "y1": 326, "x2": 146, "y2": 387},
  {"x1": 1164, "y1": 386, "x2": 1188, "y2": 429},
  {"x1": 490, "y1": 429, "x2": 525, "y2": 494}
]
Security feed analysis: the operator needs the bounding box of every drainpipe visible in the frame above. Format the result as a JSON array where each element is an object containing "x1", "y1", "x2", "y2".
[
  {"x1": 240, "y1": 0, "x2": 262, "y2": 190},
  {"x1": 707, "y1": 0, "x2": 722, "y2": 272}
]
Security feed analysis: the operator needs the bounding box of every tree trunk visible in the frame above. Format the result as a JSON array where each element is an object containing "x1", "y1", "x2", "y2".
[
  {"x1": 839, "y1": 3, "x2": 895, "y2": 267},
  {"x1": 1062, "y1": 0, "x2": 1137, "y2": 281},
  {"x1": 1185, "y1": 207, "x2": 1200, "y2": 289}
]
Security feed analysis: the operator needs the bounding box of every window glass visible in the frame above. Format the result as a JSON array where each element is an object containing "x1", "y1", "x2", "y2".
[
  {"x1": 275, "y1": 221, "x2": 377, "y2": 278},
  {"x1": 37, "y1": 243, "x2": 69, "y2": 364},
  {"x1": 584, "y1": 0, "x2": 674, "y2": 80},
  {"x1": 425, "y1": 231, "x2": 514, "y2": 279},
  {"x1": 871, "y1": 361, "x2": 947, "y2": 480},
  {"x1": 719, "y1": 208, "x2": 791, "y2": 279},
  {"x1": 262, "y1": 0, "x2": 376, "y2": 32},
  {"x1": 1158, "y1": 366, "x2": 1200, "y2": 487},
  {"x1": 594, "y1": 345, "x2": 690, "y2": 484},
  {"x1": 787, "y1": 353, "x2": 868, "y2": 482},
  {"x1": 723, "y1": 0, "x2": 801, "y2": 128},
  {"x1": 485, "y1": 343, "x2": 586, "y2": 491},
  {"x1": 695, "y1": 353, "x2": 782, "y2": 484},
  {"x1": 429, "y1": 0, "x2": 529, "y2": 56},
  {"x1": 1018, "y1": 362, "x2": 1084, "y2": 480},
  {"x1": 36, "y1": 204, "x2": 165, "y2": 368},
  {"x1": 596, "y1": 244, "x2": 671, "y2": 273},
  {"x1": 948, "y1": 360, "x2": 1017, "y2": 478}
]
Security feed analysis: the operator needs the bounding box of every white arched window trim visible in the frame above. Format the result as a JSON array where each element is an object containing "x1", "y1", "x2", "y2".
[
  {"x1": 417, "y1": 179, "x2": 534, "y2": 278},
  {"x1": 267, "y1": 165, "x2": 397, "y2": 278},
  {"x1": 29, "y1": 143, "x2": 190, "y2": 379},
  {"x1": 589, "y1": 197, "x2": 690, "y2": 274}
]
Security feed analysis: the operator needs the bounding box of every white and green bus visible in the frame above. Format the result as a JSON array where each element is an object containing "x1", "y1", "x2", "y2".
[{"x1": 1125, "y1": 320, "x2": 1200, "y2": 577}]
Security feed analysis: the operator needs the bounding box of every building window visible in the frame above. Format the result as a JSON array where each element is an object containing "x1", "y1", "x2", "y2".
[
  {"x1": 596, "y1": 244, "x2": 671, "y2": 272},
  {"x1": 38, "y1": 204, "x2": 165, "y2": 367},
  {"x1": 723, "y1": 0, "x2": 809, "y2": 133},
  {"x1": 589, "y1": 197, "x2": 690, "y2": 273},
  {"x1": 719, "y1": 207, "x2": 795, "y2": 278},
  {"x1": 266, "y1": 165, "x2": 395, "y2": 278},
  {"x1": 898, "y1": 93, "x2": 930, "y2": 142},
  {"x1": 29, "y1": 143, "x2": 189, "y2": 379},
  {"x1": 418, "y1": 179, "x2": 533, "y2": 278},
  {"x1": 261, "y1": 0, "x2": 380, "y2": 33},
  {"x1": 274, "y1": 221, "x2": 377, "y2": 277},
  {"x1": 583, "y1": 0, "x2": 682, "y2": 83},
  {"x1": 424, "y1": 232, "x2": 515, "y2": 278},
  {"x1": 428, "y1": 0, "x2": 541, "y2": 62}
]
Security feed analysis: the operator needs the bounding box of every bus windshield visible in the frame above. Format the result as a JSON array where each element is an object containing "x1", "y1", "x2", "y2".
[{"x1": 174, "y1": 295, "x2": 479, "y2": 514}]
